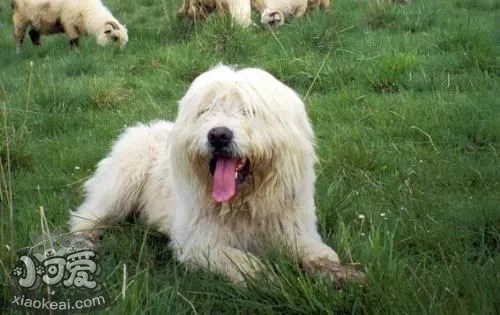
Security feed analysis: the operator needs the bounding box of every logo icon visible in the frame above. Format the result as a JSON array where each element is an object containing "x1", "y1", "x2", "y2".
[{"x1": 9, "y1": 232, "x2": 108, "y2": 313}]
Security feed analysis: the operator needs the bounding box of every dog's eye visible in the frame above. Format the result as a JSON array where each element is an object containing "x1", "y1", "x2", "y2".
[
  {"x1": 242, "y1": 109, "x2": 256, "y2": 117},
  {"x1": 197, "y1": 108, "x2": 209, "y2": 117}
]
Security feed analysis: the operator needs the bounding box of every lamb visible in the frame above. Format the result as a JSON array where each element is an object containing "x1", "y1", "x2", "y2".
[
  {"x1": 11, "y1": 0, "x2": 128, "y2": 52},
  {"x1": 252, "y1": 0, "x2": 330, "y2": 29},
  {"x1": 177, "y1": 0, "x2": 253, "y2": 27}
]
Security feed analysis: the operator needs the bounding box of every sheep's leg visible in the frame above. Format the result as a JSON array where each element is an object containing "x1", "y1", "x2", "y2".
[
  {"x1": 28, "y1": 29, "x2": 41, "y2": 46},
  {"x1": 250, "y1": 0, "x2": 266, "y2": 13},
  {"x1": 187, "y1": 3, "x2": 206, "y2": 21},
  {"x1": 12, "y1": 13, "x2": 28, "y2": 53},
  {"x1": 64, "y1": 24, "x2": 80, "y2": 50},
  {"x1": 320, "y1": 0, "x2": 330, "y2": 9},
  {"x1": 177, "y1": 0, "x2": 190, "y2": 17},
  {"x1": 294, "y1": 4, "x2": 308, "y2": 17},
  {"x1": 69, "y1": 38, "x2": 80, "y2": 49},
  {"x1": 227, "y1": 0, "x2": 252, "y2": 27}
]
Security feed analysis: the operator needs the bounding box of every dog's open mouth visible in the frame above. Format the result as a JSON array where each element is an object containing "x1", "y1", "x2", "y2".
[{"x1": 209, "y1": 156, "x2": 250, "y2": 203}]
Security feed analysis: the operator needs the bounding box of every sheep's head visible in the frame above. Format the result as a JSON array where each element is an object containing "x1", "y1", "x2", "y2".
[
  {"x1": 261, "y1": 9, "x2": 285, "y2": 29},
  {"x1": 97, "y1": 21, "x2": 128, "y2": 48}
]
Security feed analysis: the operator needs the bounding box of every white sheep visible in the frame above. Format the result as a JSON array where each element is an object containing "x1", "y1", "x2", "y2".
[
  {"x1": 12, "y1": 0, "x2": 128, "y2": 52},
  {"x1": 252, "y1": 0, "x2": 330, "y2": 28},
  {"x1": 177, "y1": 0, "x2": 253, "y2": 27}
]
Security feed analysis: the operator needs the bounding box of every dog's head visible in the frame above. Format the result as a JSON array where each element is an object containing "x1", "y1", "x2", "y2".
[
  {"x1": 97, "y1": 21, "x2": 128, "y2": 48},
  {"x1": 171, "y1": 65, "x2": 316, "y2": 205},
  {"x1": 261, "y1": 9, "x2": 285, "y2": 29}
]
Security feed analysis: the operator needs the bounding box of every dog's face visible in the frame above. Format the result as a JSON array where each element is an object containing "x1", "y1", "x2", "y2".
[
  {"x1": 172, "y1": 66, "x2": 315, "y2": 205},
  {"x1": 261, "y1": 9, "x2": 285, "y2": 29},
  {"x1": 97, "y1": 21, "x2": 128, "y2": 48},
  {"x1": 179, "y1": 92, "x2": 259, "y2": 203}
]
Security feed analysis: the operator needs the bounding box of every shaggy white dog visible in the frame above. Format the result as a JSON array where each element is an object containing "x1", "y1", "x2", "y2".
[{"x1": 69, "y1": 64, "x2": 364, "y2": 285}]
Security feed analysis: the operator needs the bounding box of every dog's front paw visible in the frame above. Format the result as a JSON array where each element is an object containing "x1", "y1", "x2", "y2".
[
  {"x1": 302, "y1": 255, "x2": 366, "y2": 287},
  {"x1": 68, "y1": 232, "x2": 100, "y2": 252},
  {"x1": 320, "y1": 261, "x2": 366, "y2": 287},
  {"x1": 224, "y1": 255, "x2": 265, "y2": 285}
]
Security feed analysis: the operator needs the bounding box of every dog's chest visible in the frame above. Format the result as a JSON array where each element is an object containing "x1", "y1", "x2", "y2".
[{"x1": 218, "y1": 203, "x2": 285, "y2": 253}]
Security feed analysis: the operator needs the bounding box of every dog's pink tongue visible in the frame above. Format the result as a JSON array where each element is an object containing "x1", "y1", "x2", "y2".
[{"x1": 212, "y1": 158, "x2": 237, "y2": 203}]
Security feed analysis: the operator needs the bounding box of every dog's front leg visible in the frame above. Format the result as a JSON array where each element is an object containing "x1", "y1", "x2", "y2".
[
  {"x1": 296, "y1": 237, "x2": 365, "y2": 286},
  {"x1": 174, "y1": 244, "x2": 264, "y2": 284}
]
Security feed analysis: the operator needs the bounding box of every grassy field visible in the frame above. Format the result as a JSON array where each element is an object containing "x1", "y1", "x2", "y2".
[{"x1": 1, "y1": 0, "x2": 499, "y2": 313}]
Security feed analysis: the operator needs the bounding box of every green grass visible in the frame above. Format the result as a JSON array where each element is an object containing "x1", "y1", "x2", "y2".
[{"x1": 1, "y1": 0, "x2": 499, "y2": 314}]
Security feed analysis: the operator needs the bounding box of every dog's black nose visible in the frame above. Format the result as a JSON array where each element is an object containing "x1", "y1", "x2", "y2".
[{"x1": 207, "y1": 127, "x2": 233, "y2": 148}]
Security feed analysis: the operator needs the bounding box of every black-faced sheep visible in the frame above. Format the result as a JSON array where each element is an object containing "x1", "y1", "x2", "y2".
[{"x1": 12, "y1": 0, "x2": 128, "y2": 52}]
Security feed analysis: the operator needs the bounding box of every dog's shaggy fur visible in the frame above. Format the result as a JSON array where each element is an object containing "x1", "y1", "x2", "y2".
[
  {"x1": 69, "y1": 65, "x2": 364, "y2": 284},
  {"x1": 12, "y1": 0, "x2": 128, "y2": 52}
]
